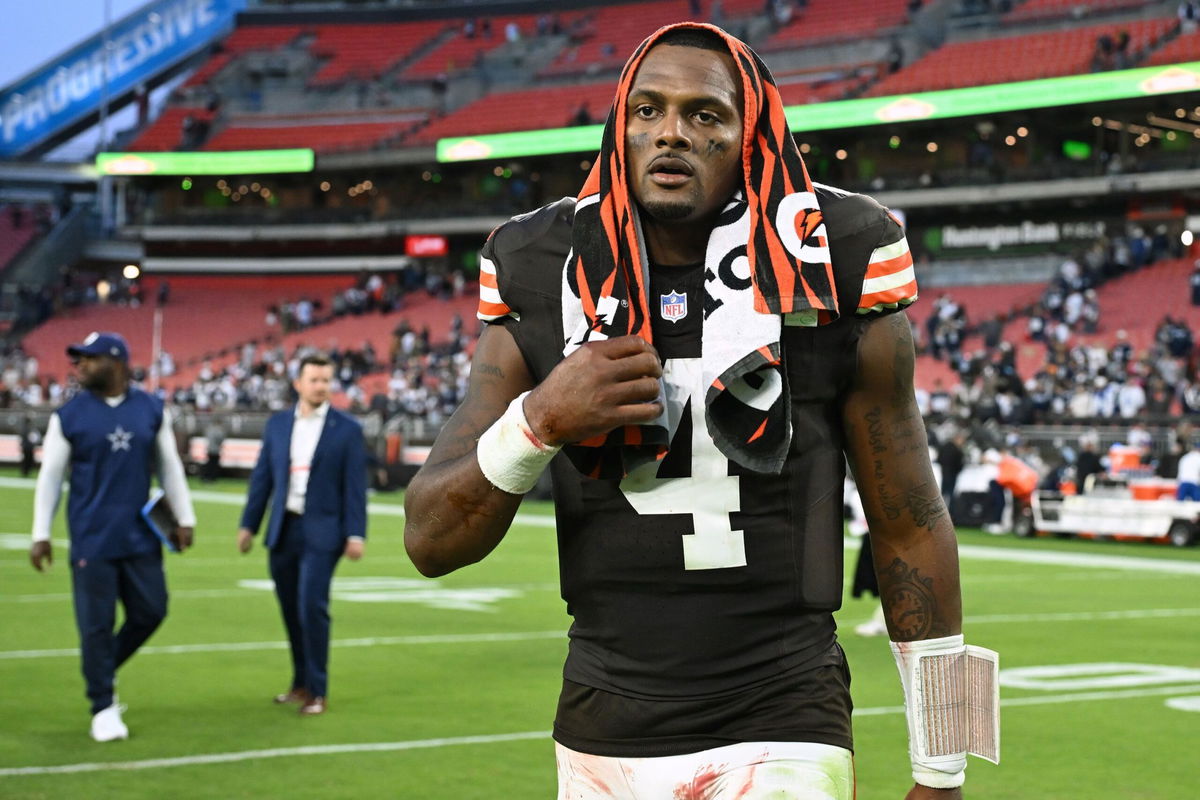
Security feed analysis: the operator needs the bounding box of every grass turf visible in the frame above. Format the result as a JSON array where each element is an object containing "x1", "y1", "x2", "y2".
[{"x1": 0, "y1": 470, "x2": 1197, "y2": 799}]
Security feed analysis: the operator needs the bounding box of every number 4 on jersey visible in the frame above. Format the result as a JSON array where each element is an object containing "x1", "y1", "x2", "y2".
[{"x1": 620, "y1": 358, "x2": 746, "y2": 570}]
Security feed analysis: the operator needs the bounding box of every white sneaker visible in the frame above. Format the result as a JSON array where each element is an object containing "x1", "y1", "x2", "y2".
[
  {"x1": 90, "y1": 704, "x2": 129, "y2": 742},
  {"x1": 855, "y1": 617, "x2": 889, "y2": 637},
  {"x1": 983, "y1": 523, "x2": 1007, "y2": 535}
]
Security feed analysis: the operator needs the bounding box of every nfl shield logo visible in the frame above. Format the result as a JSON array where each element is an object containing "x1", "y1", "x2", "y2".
[{"x1": 660, "y1": 291, "x2": 687, "y2": 323}]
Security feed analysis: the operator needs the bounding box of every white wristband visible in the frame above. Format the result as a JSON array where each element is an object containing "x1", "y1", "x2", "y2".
[
  {"x1": 476, "y1": 391, "x2": 561, "y2": 494},
  {"x1": 891, "y1": 634, "x2": 1001, "y2": 790}
]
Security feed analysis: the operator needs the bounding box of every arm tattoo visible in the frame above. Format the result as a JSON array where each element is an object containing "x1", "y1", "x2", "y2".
[
  {"x1": 474, "y1": 363, "x2": 505, "y2": 378},
  {"x1": 907, "y1": 484, "x2": 948, "y2": 530},
  {"x1": 879, "y1": 557, "x2": 943, "y2": 639}
]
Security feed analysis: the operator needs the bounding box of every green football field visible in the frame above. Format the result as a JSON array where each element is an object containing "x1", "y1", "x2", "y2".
[{"x1": 1, "y1": 470, "x2": 1198, "y2": 800}]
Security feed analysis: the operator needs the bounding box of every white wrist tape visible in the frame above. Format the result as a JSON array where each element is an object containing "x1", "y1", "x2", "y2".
[
  {"x1": 476, "y1": 391, "x2": 561, "y2": 495},
  {"x1": 891, "y1": 634, "x2": 1001, "y2": 790}
]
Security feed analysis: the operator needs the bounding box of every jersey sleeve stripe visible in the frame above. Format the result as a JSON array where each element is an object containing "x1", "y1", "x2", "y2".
[
  {"x1": 477, "y1": 255, "x2": 515, "y2": 321},
  {"x1": 858, "y1": 234, "x2": 917, "y2": 313},
  {"x1": 862, "y1": 265, "x2": 916, "y2": 295},
  {"x1": 477, "y1": 300, "x2": 514, "y2": 321},
  {"x1": 479, "y1": 284, "x2": 504, "y2": 305},
  {"x1": 868, "y1": 237, "x2": 910, "y2": 264},
  {"x1": 858, "y1": 282, "x2": 918, "y2": 314}
]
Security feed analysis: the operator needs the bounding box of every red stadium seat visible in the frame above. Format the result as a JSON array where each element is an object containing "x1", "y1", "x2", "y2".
[
  {"x1": 866, "y1": 17, "x2": 1176, "y2": 96},
  {"x1": 127, "y1": 108, "x2": 216, "y2": 152},
  {"x1": 308, "y1": 22, "x2": 449, "y2": 86},
  {"x1": 407, "y1": 82, "x2": 618, "y2": 144},
  {"x1": 761, "y1": 0, "x2": 911, "y2": 50}
]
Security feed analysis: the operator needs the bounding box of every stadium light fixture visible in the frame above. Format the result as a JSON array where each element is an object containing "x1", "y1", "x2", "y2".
[
  {"x1": 96, "y1": 149, "x2": 315, "y2": 176},
  {"x1": 436, "y1": 61, "x2": 1200, "y2": 162}
]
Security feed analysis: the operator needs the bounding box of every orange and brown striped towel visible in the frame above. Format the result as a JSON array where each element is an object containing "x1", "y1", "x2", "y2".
[{"x1": 561, "y1": 22, "x2": 838, "y2": 478}]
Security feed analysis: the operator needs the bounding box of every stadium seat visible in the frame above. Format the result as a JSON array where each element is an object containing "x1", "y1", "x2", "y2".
[
  {"x1": 0, "y1": 207, "x2": 43, "y2": 271},
  {"x1": 407, "y1": 82, "x2": 618, "y2": 143},
  {"x1": 20, "y1": 275, "x2": 358, "y2": 383},
  {"x1": 761, "y1": 0, "x2": 911, "y2": 51},
  {"x1": 308, "y1": 22, "x2": 449, "y2": 86},
  {"x1": 1005, "y1": 0, "x2": 1160, "y2": 24},
  {"x1": 127, "y1": 108, "x2": 216, "y2": 152},
  {"x1": 183, "y1": 25, "x2": 306, "y2": 88},
  {"x1": 867, "y1": 17, "x2": 1177, "y2": 96},
  {"x1": 203, "y1": 116, "x2": 423, "y2": 154}
]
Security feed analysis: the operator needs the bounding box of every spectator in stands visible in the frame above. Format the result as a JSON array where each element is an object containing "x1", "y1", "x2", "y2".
[
  {"x1": 570, "y1": 101, "x2": 594, "y2": 126},
  {"x1": 1190, "y1": 261, "x2": 1200, "y2": 306},
  {"x1": 1181, "y1": 1, "x2": 1200, "y2": 33}
]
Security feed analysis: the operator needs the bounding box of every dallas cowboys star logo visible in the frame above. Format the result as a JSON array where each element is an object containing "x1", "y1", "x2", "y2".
[{"x1": 107, "y1": 426, "x2": 133, "y2": 452}]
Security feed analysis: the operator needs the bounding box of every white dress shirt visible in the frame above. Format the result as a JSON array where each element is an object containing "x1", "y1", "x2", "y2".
[
  {"x1": 32, "y1": 396, "x2": 197, "y2": 543},
  {"x1": 1177, "y1": 450, "x2": 1200, "y2": 486},
  {"x1": 287, "y1": 401, "x2": 329, "y2": 515}
]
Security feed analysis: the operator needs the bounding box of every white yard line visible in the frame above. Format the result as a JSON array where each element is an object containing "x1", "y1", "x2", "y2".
[
  {"x1": 964, "y1": 608, "x2": 1200, "y2": 624},
  {"x1": 0, "y1": 630, "x2": 565, "y2": 660},
  {"x1": 4, "y1": 475, "x2": 1196, "y2": 567},
  {"x1": 5, "y1": 683, "x2": 1199, "y2": 778},
  {"x1": 0, "y1": 731, "x2": 552, "y2": 777},
  {"x1": 4, "y1": 605, "x2": 1198, "y2": 660},
  {"x1": 954, "y1": 543, "x2": 1200, "y2": 576}
]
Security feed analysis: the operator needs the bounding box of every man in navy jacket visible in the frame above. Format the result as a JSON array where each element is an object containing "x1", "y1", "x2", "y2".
[
  {"x1": 31, "y1": 331, "x2": 196, "y2": 742},
  {"x1": 237, "y1": 353, "x2": 368, "y2": 715}
]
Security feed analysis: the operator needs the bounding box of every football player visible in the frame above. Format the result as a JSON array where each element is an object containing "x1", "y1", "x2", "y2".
[{"x1": 406, "y1": 23, "x2": 993, "y2": 800}]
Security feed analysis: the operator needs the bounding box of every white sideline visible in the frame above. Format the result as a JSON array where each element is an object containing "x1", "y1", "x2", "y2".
[{"x1": 4, "y1": 684, "x2": 1199, "y2": 778}]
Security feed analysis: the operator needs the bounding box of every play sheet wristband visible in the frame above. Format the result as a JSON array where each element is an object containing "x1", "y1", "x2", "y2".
[
  {"x1": 477, "y1": 391, "x2": 561, "y2": 494},
  {"x1": 890, "y1": 634, "x2": 1001, "y2": 789}
]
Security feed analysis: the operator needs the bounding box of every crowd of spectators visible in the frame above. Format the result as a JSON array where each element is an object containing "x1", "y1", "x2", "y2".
[
  {"x1": 913, "y1": 229, "x2": 1200, "y2": 428},
  {"x1": 269, "y1": 267, "x2": 466, "y2": 335}
]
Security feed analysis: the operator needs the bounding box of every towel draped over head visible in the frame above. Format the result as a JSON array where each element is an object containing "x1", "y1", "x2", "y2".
[{"x1": 562, "y1": 21, "x2": 838, "y2": 479}]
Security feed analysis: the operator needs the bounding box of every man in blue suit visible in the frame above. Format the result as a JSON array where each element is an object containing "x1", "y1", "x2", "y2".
[{"x1": 237, "y1": 353, "x2": 367, "y2": 716}]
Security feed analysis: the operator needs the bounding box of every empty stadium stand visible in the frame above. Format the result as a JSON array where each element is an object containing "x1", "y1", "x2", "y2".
[
  {"x1": 128, "y1": 108, "x2": 216, "y2": 152},
  {"x1": 407, "y1": 82, "x2": 618, "y2": 144},
  {"x1": 761, "y1": 0, "x2": 911, "y2": 50},
  {"x1": 1005, "y1": 0, "x2": 1162, "y2": 23},
  {"x1": 20, "y1": 275, "x2": 357, "y2": 384},
  {"x1": 308, "y1": 21, "x2": 450, "y2": 86},
  {"x1": 0, "y1": 209, "x2": 43, "y2": 273},
  {"x1": 867, "y1": 16, "x2": 1177, "y2": 96},
  {"x1": 402, "y1": 12, "x2": 589, "y2": 79},
  {"x1": 1146, "y1": 26, "x2": 1200, "y2": 65},
  {"x1": 182, "y1": 24, "x2": 305, "y2": 88},
  {"x1": 203, "y1": 114, "x2": 423, "y2": 153},
  {"x1": 539, "y1": 0, "x2": 700, "y2": 77}
]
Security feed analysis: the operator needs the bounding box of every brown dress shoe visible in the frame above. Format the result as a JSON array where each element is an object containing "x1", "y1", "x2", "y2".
[
  {"x1": 274, "y1": 688, "x2": 312, "y2": 705},
  {"x1": 299, "y1": 696, "x2": 327, "y2": 715}
]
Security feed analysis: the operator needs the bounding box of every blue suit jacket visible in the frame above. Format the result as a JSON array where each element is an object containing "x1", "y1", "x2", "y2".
[{"x1": 239, "y1": 406, "x2": 367, "y2": 552}]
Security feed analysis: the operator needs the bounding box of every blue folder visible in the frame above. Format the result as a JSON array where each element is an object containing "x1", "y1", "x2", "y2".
[{"x1": 141, "y1": 488, "x2": 180, "y2": 553}]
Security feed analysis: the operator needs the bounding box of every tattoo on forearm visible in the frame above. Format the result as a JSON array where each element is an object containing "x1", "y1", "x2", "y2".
[
  {"x1": 907, "y1": 485, "x2": 948, "y2": 531},
  {"x1": 866, "y1": 406, "x2": 886, "y2": 455},
  {"x1": 880, "y1": 557, "x2": 940, "y2": 639},
  {"x1": 475, "y1": 363, "x2": 505, "y2": 378},
  {"x1": 873, "y1": 471, "x2": 948, "y2": 531}
]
